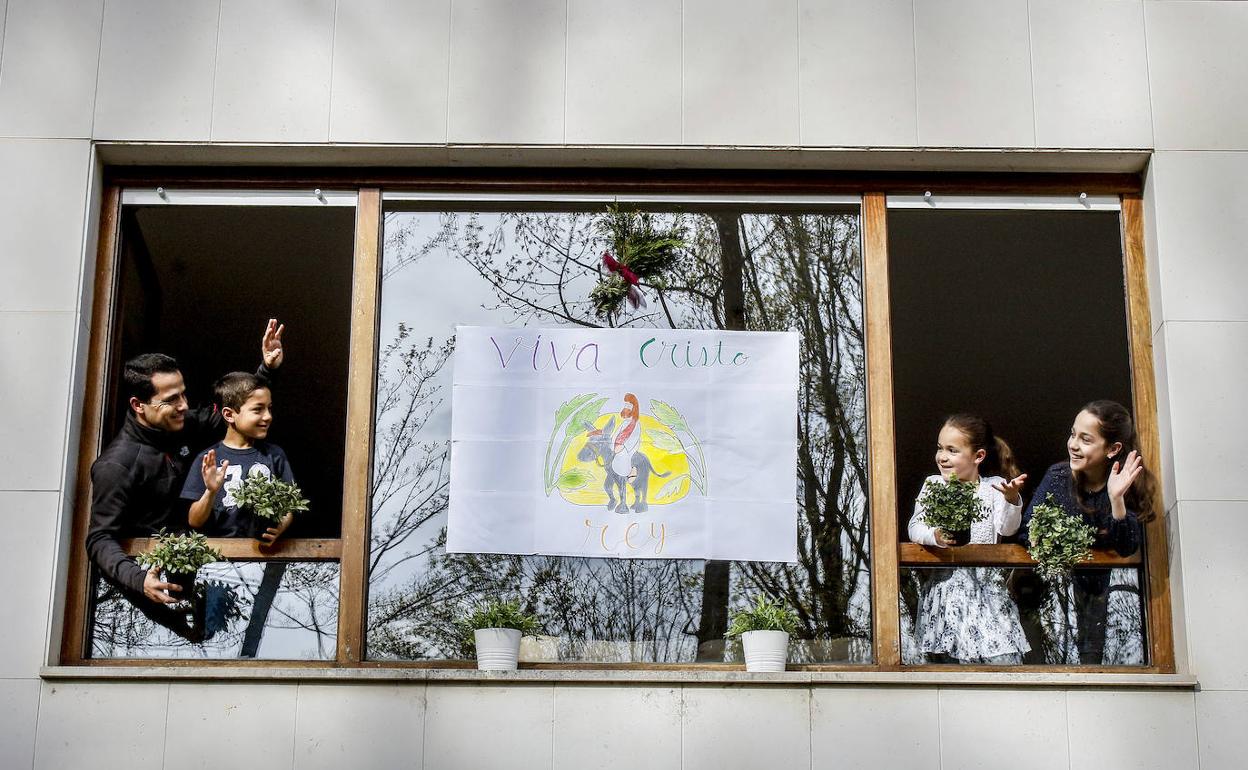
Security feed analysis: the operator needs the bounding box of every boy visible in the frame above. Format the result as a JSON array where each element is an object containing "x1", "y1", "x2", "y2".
[{"x1": 181, "y1": 372, "x2": 297, "y2": 543}]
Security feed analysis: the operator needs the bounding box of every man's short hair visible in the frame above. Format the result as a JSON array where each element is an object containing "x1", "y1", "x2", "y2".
[
  {"x1": 123, "y1": 353, "x2": 181, "y2": 402},
  {"x1": 214, "y1": 371, "x2": 270, "y2": 412}
]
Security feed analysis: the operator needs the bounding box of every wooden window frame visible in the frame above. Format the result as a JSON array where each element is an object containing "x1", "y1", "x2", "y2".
[{"x1": 58, "y1": 169, "x2": 1173, "y2": 674}]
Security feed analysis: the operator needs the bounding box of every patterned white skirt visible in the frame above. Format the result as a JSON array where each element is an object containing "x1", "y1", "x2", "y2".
[{"x1": 917, "y1": 567, "x2": 1031, "y2": 661}]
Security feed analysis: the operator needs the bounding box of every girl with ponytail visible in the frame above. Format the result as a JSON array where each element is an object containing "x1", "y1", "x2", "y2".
[{"x1": 907, "y1": 414, "x2": 1031, "y2": 663}]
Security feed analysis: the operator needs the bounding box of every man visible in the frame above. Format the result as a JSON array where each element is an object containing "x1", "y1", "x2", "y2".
[{"x1": 87, "y1": 320, "x2": 285, "y2": 606}]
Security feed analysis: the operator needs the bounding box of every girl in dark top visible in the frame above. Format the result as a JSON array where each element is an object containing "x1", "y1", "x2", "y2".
[{"x1": 1019, "y1": 400, "x2": 1157, "y2": 663}]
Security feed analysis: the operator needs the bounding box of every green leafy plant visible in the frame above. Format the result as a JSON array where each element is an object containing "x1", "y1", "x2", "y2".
[
  {"x1": 232, "y1": 475, "x2": 310, "y2": 523},
  {"x1": 1027, "y1": 493, "x2": 1096, "y2": 582},
  {"x1": 725, "y1": 596, "x2": 799, "y2": 638},
  {"x1": 917, "y1": 473, "x2": 988, "y2": 535},
  {"x1": 590, "y1": 204, "x2": 686, "y2": 320},
  {"x1": 138, "y1": 529, "x2": 223, "y2": 575},
  {"x1": 458, "y1": 599, "x2": 541, "y2": 644}
]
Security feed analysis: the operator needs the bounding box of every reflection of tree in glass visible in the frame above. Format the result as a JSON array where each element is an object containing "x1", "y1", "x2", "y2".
[{"x1": 368, "y1": 208, "x2": 869, "y2": 662}]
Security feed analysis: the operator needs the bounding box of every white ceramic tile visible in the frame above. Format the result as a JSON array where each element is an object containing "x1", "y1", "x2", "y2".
[
  {"x1": 447, "y1": 0, "x2": 565, "y2": 144},
  {"x1": 0, "y1": 140, "x2": 92, "y2": 313},
  {"x1": 211, "y1": 0, "x2": 335, "y2": 142},
  {"x1": 1147, "y1": 1, "x2": 1248, "y2": 150},
  {"x1": 93, "y1": 0, "x2": 219, "y2": 141},
  {"x1": 683, "y1": 0, "x2": 800, "y2": 146},
  {"x1": 1142, "y1": 159, "x2": 1164, "y2": 336},
  {"x1": 1162, "y1": 322, "x2": 1248, "y2": 502},
  {"x1": 1067, "y1": 690, "x2": 1197, "y2": 770},
  {"x1": 34, "y1": 681, "x2": 168, "y2": 770},
  {"x1": 1175, "y1": 500, "x2": 1248, "y2": 689},
  {"x1": 329, "y1": 0, "x2": 450, "y2": 144},
  {"x1": 1030, "y1": 1, "x2": 1152, "y2": 149},
  {"x1": 1149, "y1": 152, "x2": 1248, "y2": 323},
  {"x1": 424, "y1": 684, "x2": 554, "y2": 770},
  {"x1": 914, "y1": 0, "x2": 1035, "y2": 148},
  {"x1": 1151, "y1": 326, "x2": 1177, "y2": 513},
  {"x1": 565, "y1": 0, "x2": 681, "y2": 145},
  {"x1": 0, "y1": 679, "x2": 39, "y2": 769},
  {"x1": 1163, "y1": 497, "x2": 1190, "y2": 674},
  {"x1": 0, "y1": 313, "x2": 75, "y2": 491},
  {"x1": 682, "y1": 686, "x2": 810, "y2": 770},
  {"x1": 0, "y1": 492, "x2": 58, "y2": 677},
  {"x1": 553, "y1": 685, "x2": 680, "y2": 770},
  {"x1": 799, "y1": 0, "x2": 917, "y2": 147},
  {"x1": 812, "y1": 688, "x2": 939, "y2": 770},
  {"x1": 1195, "y1": 691, "x2": 1248, "y2": 770},
  {"x1": 0, "y1": 0, "x2": 103, "y2": 138},
  {"x1": 165, "y1": 683, "x2": 298, "y2": 768},
  {"x1": 294, "y1": 683, "x2": 425, "y2": 770},
  {"x1": 938, "y1": 689, "x2": 1069, "y2": 770}
]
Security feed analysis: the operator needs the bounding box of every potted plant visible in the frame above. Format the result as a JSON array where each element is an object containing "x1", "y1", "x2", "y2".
[
  {"x1": 231, "y1": 475, "x2": 309, "y2": 542},
  {"x1": 726, "y1": 596, "x2": 798, "y2": 672},
  {"x1": 1027, "y1": 493, "x2": 1096, "y2": 582},
  {"x1": 138, "y1": 529, "x2": 224, "y2": 606},
  {"x1": 459, "y1": 599, "x2": 541, "y2": 671},
  {"x1": 917, "y1": 473, "x2": 988, "y2": 546}
]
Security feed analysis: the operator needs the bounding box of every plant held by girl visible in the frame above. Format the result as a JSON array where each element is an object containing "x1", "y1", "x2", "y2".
[
  {"x1": 1027, "y1": 493, "x2": 1096, "y2": 582},
  {"x1": 138, "y1": 529, "x2": 223, "y2": 575},
  {"x1": 918, "y1": 473, "x2": 988, "y2": 535},
  {"x1": 725, "y1": 596, "x2": 799, "y2": 637},
  {"x1": 232, "y1": 475, "x2": 310, "y2": 523}
]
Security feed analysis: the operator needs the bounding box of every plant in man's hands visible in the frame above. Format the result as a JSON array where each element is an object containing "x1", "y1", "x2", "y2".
[{"x1": 138, "y1": 529, "x2": 223, "y2": 574}]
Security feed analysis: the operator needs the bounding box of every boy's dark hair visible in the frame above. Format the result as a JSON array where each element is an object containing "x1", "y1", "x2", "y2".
[
  {"x1": 123, "y1": 353, "x2": 181, "y2": 402},
  {"x1": 214, "y1": 371, "x2": 271, "y2": 412}
]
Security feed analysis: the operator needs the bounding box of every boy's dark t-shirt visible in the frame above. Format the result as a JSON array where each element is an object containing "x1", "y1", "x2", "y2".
[{"x1": 180, "y1": 441, "x2": 294, "y2": 536}]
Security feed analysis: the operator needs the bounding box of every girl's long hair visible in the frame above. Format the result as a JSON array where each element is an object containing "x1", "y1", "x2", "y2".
[
  {"x1": 944, "y1": 413, "x2": 1021, "y2": 481},
  {"x1": 1071, "y1": 399, "x2": 1160, "y2": 521}
]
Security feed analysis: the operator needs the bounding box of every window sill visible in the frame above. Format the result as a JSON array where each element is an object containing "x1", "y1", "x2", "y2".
[{"x1": 41, "y1": 665, "x2": 1198, "y2": 688}]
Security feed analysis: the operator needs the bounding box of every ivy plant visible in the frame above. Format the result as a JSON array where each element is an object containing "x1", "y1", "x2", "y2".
[
  {"x1": 138, "y1": 529, "x2": 223, "y2": 575},
  {"x1": 917, "y1": 473, "x2": 988, "y2": 534},
  {"x1": 1027, "y1": 493, "x2": 1096, "y2": 582},
  {"x1": 232, "y1": 475, "x2": 309, "y2": 523},
  {"x1": 725, "y1": 595, "x2": 798, "y2": 637}
]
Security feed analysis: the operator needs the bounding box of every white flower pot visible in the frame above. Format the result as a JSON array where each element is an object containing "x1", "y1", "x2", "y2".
[
  {"x1": 474, "y1": 628, "x2": 522, "y2": 671},
  {"x1": 741, "y1": 630, "x2": 789, "y2": 672}
]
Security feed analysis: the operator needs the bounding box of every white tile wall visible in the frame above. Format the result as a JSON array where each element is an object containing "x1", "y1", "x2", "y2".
[
  {"x1": 1149, "y1": 152, "x2": 1248, "y2": 323},
  {"x1": 565, "y1": 0, "x2": 682, "y2": 145},
  {"x1": 424, "y1": 684, "x2": 554, "y2": 770},
  {"x1": 164, "y1": 683, "x2": 299, "y2": 768},
  {"x1": 0, "y1": 679, "x2": 39, "y2": 769},
  {"x1": 0, "y1": 139, "x2": 92, "y2": 313},
  {"x1": 447, "y1": 0, "x2": 566, "y2": 144},
  {"x1": 1151, "y1": 325, "x2": 1177, "y2": 513},
  {"x1": 553, "y1": 685, "x2": 680, "y2": 770},
  {"x1": 211, "y1": 0, "x2": 335, "y2": 142},
  {"x1": 294, "y1": 683, "x2": 426, "y2": 770},
  {"x1": 1196, "y1": 691, "x2": 1248, "y2": 770},
  {"x1": 1029, "y1": 1, "x2": 1152, "y2": 150},
  {"x1": 1146, "y1": 1, "x2": 1248, "y2": 151},
  {"x1": 1175, "y1": 500, "x2": 1248, "y2": 690},
  {"x1": 329, "y1": 0, "x2": 451, "y2": 144},
  {"x1": 914, "y1": 0, "x2": 1035, "y2": 148},
  {"x1": 34, "y1": 681, "x2": 169, "y2": 770},
  {"x1": 0, "y1": 313, "x2": 76, "y2": 492},
  {"x1": 0, "y1": 492, "x2": 58, "y2": 677},
  {"x1": 938, "y1": 689, "x2": 1069, "y2": 770},
  {"x1": 1162, "y1": 322, "x2": 1248, "y2": 502},
  {"x1": 93, "y1": 0, "x2": 219, "y2": 141},
  {"x1": 683, "y1": 0, "x2": 800, "y2": 146},
  {"x1": 682, "y1": 686, "x2": 811, "y2": 770},
  {"x1": 799, "y1": 0, "x2": 917, "y2": 147},
  {"x1": 812, "y1": 687, "x2": 940, "y2": 770},
  {"x1": 1067, "y1": 690, "x2": 1197, "y2": 770},
  {"x1": 1142, "y1": 157, "x2": 1164, "y2": 336},
  {"x1": 0, "y1": 0, "x2": 103, "y2": 138}
]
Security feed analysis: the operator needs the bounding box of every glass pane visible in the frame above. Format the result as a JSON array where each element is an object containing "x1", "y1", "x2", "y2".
[
  {"x1": 899, "y1": 567, "x2": 1147, "y2": 666},
  {"x1": 90, "y1": 561, "x2": 338, "y2": 660},
  {"x1": 367, "y1": 204, "x2": 870, "y2": 663}
]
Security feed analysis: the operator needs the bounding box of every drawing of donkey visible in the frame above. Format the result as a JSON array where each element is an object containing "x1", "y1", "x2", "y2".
[{"x1": 578, "y1": 416, "x2": 670, "y2": 514}]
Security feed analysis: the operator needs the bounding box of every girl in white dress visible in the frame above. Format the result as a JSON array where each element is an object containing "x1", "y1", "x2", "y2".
[{"x1": 907, "y1": 414, "x2": 1032, "y2": 664}]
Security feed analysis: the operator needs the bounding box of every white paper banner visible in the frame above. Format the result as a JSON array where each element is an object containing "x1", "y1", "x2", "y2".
[{"x1": 446, "y1": 326, "x2": 799, "y2": 562}]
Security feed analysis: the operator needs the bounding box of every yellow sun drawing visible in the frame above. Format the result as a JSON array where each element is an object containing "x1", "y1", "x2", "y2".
[{"x1": 556, "y1": 413, "x2": 692, "y2": 506}]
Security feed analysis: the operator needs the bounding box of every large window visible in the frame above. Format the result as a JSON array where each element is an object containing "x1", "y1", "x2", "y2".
[{"x1": 60, "y1": 176, "x2": 1173, "y2": 674}]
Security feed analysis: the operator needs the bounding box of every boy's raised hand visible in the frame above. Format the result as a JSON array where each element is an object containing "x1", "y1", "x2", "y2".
[
  {"x1": 992, "y1": 474, "x2": 1029, "y2": 505},
  {"x1": 261, "y1": 318, "x2": 285, "y2": 369},
  {"x1": 201, "y1": 449, "x2": 229, "y2": 493},
  {"x1": 1107, "y1": 450, "x2": 1143, "y2": 501}
]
